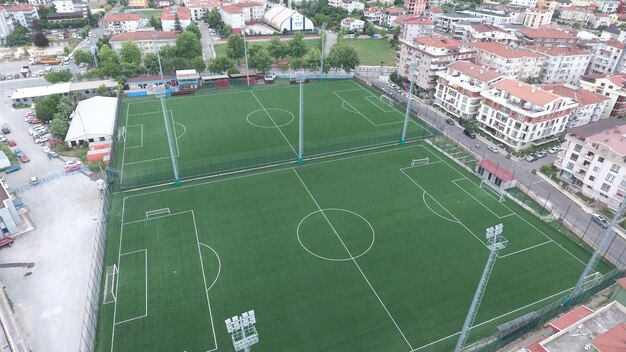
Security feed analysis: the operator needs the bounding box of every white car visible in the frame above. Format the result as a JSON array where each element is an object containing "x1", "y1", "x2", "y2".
[
  {"x1": 488, "y1": 145, "x2": 499, "y2": 153},
  {"x1": 42, "y1": 146, "x2": 50, "y2": 154},
  {"x1": 34, "y1": 135, "x2": 49, "y2": 144},
  {"x1": 548, "y1": 146, "x2": 561, "y2": 154},
  {"x1": 64, "y1": 160, "x2": 81, "y2": 168}
]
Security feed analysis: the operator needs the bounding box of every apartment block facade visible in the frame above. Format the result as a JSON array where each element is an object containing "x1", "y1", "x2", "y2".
[
  {"x1": 580, "y1": 74, "x2": 626, "y2": 118},
  {"x1": 528, "y1": 46, "x2": 592, "y2": 85},
  {"x1": 470, "y1": 42, "x2": 544, "y2": 80}
]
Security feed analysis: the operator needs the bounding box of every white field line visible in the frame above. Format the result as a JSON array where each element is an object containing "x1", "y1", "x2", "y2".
[
  {"x1": 115, "y1": 249, "x2": 148, "y2": 326},
  {"x1": 341, "y1": 100, "x2": 358, "y2": 114},
  {"x1": 125, "y1": 125, "x2": 143, "y2": 149},
  {"x1": 198, "y1": 243, "x2": 222, "y2": 292},
  {"x1": 400, "y1": 160, "x2": 443, "y2": 170},
  {"x1": 422, "y1": 192, "x2": 459, "y2": 224},
  {"x1": 124, "y1": 210, "x2": 190, "y2": 226},
  {"x1": 123, "y1": 156, "x2": 171, "y2": 166},
  {"x1": 120, "y1": 105, "x2": 130, "y2": 186},
  {"x1": 249, "y1": 90, "x2": 298, "y2": 157},
  {"x1": 364, "y1": 95, "x2": 395, "y2": 113},
  {"x1": 498, "y1": 241, "x2": 552, "y2": 259},
  {"x1": 332, "y1": 90, "x2": 377, "y2": 126},
  {"x1": 126, "y1": 110, "x2": 163, "y2": 117},
  {"x1": 110, "y1": 197, "x2": 128, "y2": 352},
  {"x1": 292, "y1": 168, "x2": 414, "y2": 350},
  {"x1": 451, "y1": 179, "x2": 514, "y2": 219},
  {"x1": 145, "y1": 208, "x2": 170, "y2": 218}
]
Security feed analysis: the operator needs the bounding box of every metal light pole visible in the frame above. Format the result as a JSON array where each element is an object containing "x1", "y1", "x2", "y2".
[
  {"x1": 400, "y1": 63, "x2": 416, "y2": 145},
  {"x1": 319, "y1": 23, "x2": 326, "y2": 82},
  {"x1": 242, "y1": 24, "x2": 251, "y2": 90},
  {"x1": 225, "y1": 310, "x2": 259, "y2": 352},
  {"x1": 297, "y1": 71, "x2": 304, "y2": 163},
  {"x1": 153, "y1": 31, "x2": 181, "y2": 185},
  {"x1": 455, "y1": 224, "x2": 507, "y2": 352}
]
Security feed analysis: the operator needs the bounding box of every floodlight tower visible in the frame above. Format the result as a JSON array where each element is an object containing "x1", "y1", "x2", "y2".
[
  {"x1": 319, "y1": 23, "x2": 327, "y2": 82},
  {"x1": 400, "y1": 63, "x2": 417, "y2": 145},
  {"x1": 455, "y1": 224, "x2": 507, "y2": 352},
  {"x1": 242, "y1": 24, "x2": 251, "y2": 90},
  {"x1": 225, "y1": 310, "x2": 259, "y2": 352},
  {"x1": 296, "y1": 70, "x2": 305, "y2": 163},
  {"x1": 567, "y1": 200, "x2": 626, "y2": 303},
  {"x1": 153, "y1": 31, "x2": 181, "y2": 185}
]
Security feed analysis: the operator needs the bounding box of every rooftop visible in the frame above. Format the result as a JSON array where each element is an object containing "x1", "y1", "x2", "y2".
[
  {"x1": 470, "y1": 42, "x2": 543, "y2": 58},
  {"x1": 1, "y1": 4, "x2": 36, "y2": 12},
  {"x1": 518, "y1": 28, "x2": 578, "y2": 40},
  {"x1": 607, "y1": 40, "x2": 626, "y2": 50},
  {"x1": 547, "y1": 306, "x2": 594, "y2": 332},
  {"x1": 446, "y1": 61, "x2": 502, "y2": 82},
  {"x1": 413, "y1": 35, "x2": 464, "y2": 48},
  {"x1": 161, "y1": 6, "x2": 191, "y2": 21},
  {"x1": 66, "y1": 96, "x2": 118, "y2": 142},
  {"x1": 471, "y1": 23, "x2": 507, "y2": 33},
  {"x1": 478, "y1": 159, "x2": 516, "y2": 182},
  {"x1": 527, "y1": 45, "x2": 590, "y2": 57},
  {"x1": 428, "y1": 6, "x2": 444, "y2": 13},
  {"x1": 493, "y1": 79, "x2": 563, "y2": 106},
  {"x1": 541, "y1": 84, "x2": 609, "y2": 106},
  {"x1": 396, "y1": 16, "x2": 433, "y2": 25},
  {"x1": 586, "y1": 124, "x2": 626, "y2": 156},
  {"x1": 569, "y1": 117, "x2": 626, "y2": 139},
  {"x1": 440, "y1": 12, "x2": 481, "y2": 18},
  {"x1": 184, "y1": 0, "x2": 221, "y2": 9},
  {"x1": 463, "y1": 8, "x2": 512, "y2": 17},
  {"x1": 617, "y1": 278, "x2": 626, "y2": 289},
  {"x1": 102, "y1": 13, "x2": 141, "y2": 22},
  {"x1": 221, "y1": 5, "x2": 242, "y2": 14},
  {"x1": 127, "y1": 74, "x2": 176, "y2": 83},
  {"x1": 111, "y1": 30, "x2": 177, "y2": 42},
  {"x1": 592, "y1": 322, "x2": 626, "y2": 352}
]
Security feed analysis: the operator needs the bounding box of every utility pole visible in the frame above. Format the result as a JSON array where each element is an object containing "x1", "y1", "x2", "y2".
[
  {"x1": 297, "y1": 71, "x2": 304, "y2": 163},
  {"x1": 242, "y1": 24, "x2": 251, "y2": 90},
  {"x1": 320, "y1": 23, "x2": 326, "y2": 82},
  {"x1": 400, "y1": 63, "x2": 416, "y2": 145}
]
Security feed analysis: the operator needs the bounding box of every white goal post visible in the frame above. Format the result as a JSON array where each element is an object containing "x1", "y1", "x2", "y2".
[
  {"x1": 380, "y1": 94, "x2": 393, "y2": 107},
  {"x1": 411, "y1": 157, "x2": 429, "y2": 167},
  {"x1": 118, "y1": 126, "x2": 126, "y2": 143},
  {"x1": 479, "y1": 179, "x2": 506, "y2": 203},
  {"x1": 103, "y1": 264, "x2": 118, "y2": 304}
]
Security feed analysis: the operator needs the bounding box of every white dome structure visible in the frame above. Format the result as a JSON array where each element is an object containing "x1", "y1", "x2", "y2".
[{"x1": 263, "y1": 4, "x2": 314, "y2": 32}]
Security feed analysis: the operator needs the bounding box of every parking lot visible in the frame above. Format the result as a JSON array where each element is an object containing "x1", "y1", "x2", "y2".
[{"x1": 0, "y1": 77, "x2": 102, "y2": 351}]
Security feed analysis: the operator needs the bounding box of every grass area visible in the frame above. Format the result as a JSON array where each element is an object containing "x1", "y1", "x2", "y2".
[
  {"x1": 343, "y1": 38, "x2": 397, "y2": 66},
  {"x1": 213, "y1": 38, "x2": 320, "y2": 60},
  {"x1": 0, "y1": 143, "x2": 18, "y2": 168},
  {"x1": 96, "y1": 142, "x2": 612, "y2": 352},
  {"x1": 575, "y1": 191, "x2": 595, "y2": 206},
  {"x1": 113, "y1": 79, "x2": 432, "y2": 188},
  {"x1": 131, "y1": 9, "x2": 162, "y2": 18}
]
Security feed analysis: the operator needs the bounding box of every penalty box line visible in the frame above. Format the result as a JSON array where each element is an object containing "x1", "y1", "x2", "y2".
[
  {"x1": 115, "y1": 249, "x2": 148, "y2": 326},
  {"x1": 125, "y1": 125, "x2": 144, "y2": 149}
]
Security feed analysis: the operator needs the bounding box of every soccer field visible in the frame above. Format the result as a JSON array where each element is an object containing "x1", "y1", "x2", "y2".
[
  {"x1": 113, "y1": 80, "x2": 433, "y2": 189},
  {"x1": 96, "y1": 143, "x2": 611, "y2": 352}
]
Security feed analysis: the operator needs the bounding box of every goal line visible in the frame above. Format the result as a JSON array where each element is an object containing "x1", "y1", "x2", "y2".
[
  {"x1": 479, "y1": 179, "x2": 506, "y2": 203},
  {"x1": 411, "y1": 157, "x2": 429, "y2": 167},
  {"x1": 103, "y1": 264, "x2": 118, "y2": 304}
]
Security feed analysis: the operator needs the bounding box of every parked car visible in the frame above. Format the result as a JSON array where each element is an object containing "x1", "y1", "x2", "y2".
[
  {"x1": 0, "y1": 237, "x2": 14, "y2": 250},
  {"x1": 18, "y1": 154, "x2": 30, "y2": 163},
  {"x1": 446, "y1": 118, "x2": 455, "y2": 125},
  {"x1": 6, "y1": 140, "x2": 16, "y2": 147},
  {"x1": 536, "y1": 151, "x2": 547, "y2": 158},
  {"x1": 463, "y1": 129, "x2": 476, "y2": 139},
  {"x1": 525, "y1": 154, "x2": 537, "y2": 162},
  {"x1": 0, "y1": 135, "x2": 5, "y2": 143},
  {"x1": 1, "y1": 126, "x2": 10, "y2": 134},
  {"x1": 488, "y1": 145, "x2": 499, "y2": 153},
  {"x1": 4, "y1": 165, "x2": 20, "y2": 174},
  {"x1": 47, "y1": 151, "x2": 59, "y2": 158},
  {"x1": 34, "y1": 135, "x2": 49, "y2": 144},
  {"x1": 29, "y1": 176, "x2": 40, "y2": 185},
  {"x1": 42, "y1": 146, "x2": 50, "y2": 154},
  {"x1": 592, "y1": 214, "x2": 610, "y2": 229},
  {"x1": 13, "y1": 148, "x2": 22, "y2": 156},
  {"x1": 31, "y1": 119, "x2": 42, "y2": 124},
  {"x1": 64, "y1": 160, "x2": 81, "y2": 168},
  {"x1": 65, "y1": 163, "x2": 81, "y2": 172},
  {"x1": 548, "y1": 146, "x2": 561, "y2": 154}
]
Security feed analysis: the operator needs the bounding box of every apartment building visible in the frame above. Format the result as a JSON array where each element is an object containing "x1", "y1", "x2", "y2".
[
  {"x1": 404, "y1": 0, "x2": 427, "y2": 15},
  {"x1": 110, "y1": 31, "x2": 177, "y2": 54},
  {"x1": 398, "y1": 16, "x2": 434, "y2": 39},
  {"x1": 398, "y1": 36, "x2": 476, "y2": 96},
  {"x1": 461, "y1": 8, "x2": 515, "y2": 25},
  {"x1": 509, "y1": 0, "x2": 537, "y2": 7},
  {"x1": 541, "y1": 84, "x2": 609, "y2": 127},
  {"x1": 523, "y1": 7, "x2": 553, "y2": 28},
  {"x1": 328, "y1": 0, "x2": 365, "y2": 13},
  {"x1": 463, "y1": 23, "x2": 517, "y2": 43},
  {"x1": 127, "y1": 0, "x2": 148, "y2": 7},
  {"x1": 559, "y1": 5, "x2": 592, "y2": 22},
  {"x1": 161, "y1": 6, "x2": 191, "y2": 31},
  {"x1": 595, "y1": 0, "x2": 619, "y2": 13},
  {"x1": 517, "y1": 28, "x2": 579, "y2": 47},
  {"x1": 436, "y1": 12, "x2": 484, "y2": 33},
  {"x1": 587, "y1": 41, "x2": 626, "y2": 75},
  {"x1": 470, "y1": 42, "x2": 544, "y2": 80},
  {"x1": 580, "y1": 74, "x2": 626, "y2": 118},
  {"x1": 556, "y1": 120, "x2": 626, "y2": 210},
  {"x1": 102, "y1": 13, "x2": 141, "y2": 34},
  {"x1": 425, "y1": 7, "x2": 443, "y2": 22},
  {"x1": 380, "y1": 7, "x2": 406, "y2": 27},
  {"x1": 434, "y1": 61, "x2": 504, "y2": 122},
  {"x1": 184, "y1": 0, "x2": 220, "y2": 20},
  {"x1": 341, "y1": 17, "x2": 365, "y2": 31},
  {"x1": 364, "y1": 6, "x2": 382, "y2": 23},
  {"x1": 478, "y1": 79, "x2": 577, "y2": 151},
  {"x1": 588, "y1": 12, "x2": 611, "y2": 28},
  {"x1": 0, "y1": 9, "x2": 13, "y2": 44},
  {"x1": 527, "y1": 46, "x2": 592, "y2": 85},
  {"x1": 2, "y1": 4, "x2": 39, "y2": 29}
]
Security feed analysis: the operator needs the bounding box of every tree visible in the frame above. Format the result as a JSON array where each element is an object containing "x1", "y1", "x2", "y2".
[
  {"x1": 6, "y1": 26, "x2": 31, "y2": 47},
  {"x1": 149, "y1": 15, "x2": 162, "y2": 30},
  {"x1": 208, "y1": 56, "x2": 234, "y2": 73},
  {"x1": 56, "y1": 96, "x2": 76, "y2": 119},
  {"x1": 250, "y1": 47, "x2": 272, "y2": 73},
  {"x1": 80, "y1": 25, "x2": 90, "y2": 39},
  {"x1": 143, "y1": 53, "x2": 160, "y2": 75},
  {"x1": 36, "y1": 94, "x2": 62, "y2": 122},
  {"x1": 175, "y1": 31, "x2": 202, "y2": 59},
  {"x1": 96, "y1": 35, "x2": 111, "y2": 50},
  {"x1": 573, "y1": 21, "x2": 581, "y2": 29},
  {"x1": 97, "y1": 45, "x2": 121, "y2": 78},
  {"x1": 95, "y1": 85, "x2": 112, "y2": 97},
  {"x1": 290, "y1": 57, "x2": 304, "y2": 71},
  {"x1": 44, "y1": 70, "x2": 73, "y2": 83},
  {"x1": 186, "y1": 22, "x2": 201, "y2": 40},
  {"x1": 218, "y1": 24, "x2": 232, "y2": 37},
  {"x1": 50, "y1": 114, "x2": 70, "y2": 138},
  {"x1": 205, "y1": 8, "x2": 223, "y2": 28},
  {"x1": 174, "y1": 13, "x2": 182, "y2": 31},
  {"x1": 119, "y1": 41, "x2": 142, "y2": 66},
  {"x1": 328, "y1": 43, "x2": 359, "y2": 72},
  {"x1": 74, "y1": 49, "x2": 94, "y2": 66},
  {"x1": 305, "y1": 48, "x2": 321, "y2": 72},
  {"x1": 268, "y1": 37, "x2": 286, "y2": 63},
  {"x1": 365, "y1": 23, "x2": 376, "y2": 37},
  {"x1": 226, "y1": 34, "x2": 245, "y2": 64},
  {"x1": 288, "y1": 31, "x2": 308, "y2": 58}
]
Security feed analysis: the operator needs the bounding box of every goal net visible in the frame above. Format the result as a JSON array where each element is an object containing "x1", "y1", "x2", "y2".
[
  {"x1": 380, "y1": 95, "x2": 393, "y2": 107},
  {"x1": 103, "y1": 264, "x2": 118, "y2": 304},
  {"x1": 411, "y1": 157, "x2": 429, "y2": 167},
  {"x1": 580, "y1": 271, "x2": 603, "y2": 291},
  {"x1": 117, "y1": 127, "x2": 126, "y2": 144},
  {"x1": 480, "y1": 179, "x2": 506, "y2": 203}
]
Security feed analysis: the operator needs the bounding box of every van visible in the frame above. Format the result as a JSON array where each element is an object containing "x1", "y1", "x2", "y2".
[
  {"x1": 45, "y1": 66, "x2": 52, "y2": 73},
  {"x1": 463, "y1": 129, "x2": 476, "y2": 139}
]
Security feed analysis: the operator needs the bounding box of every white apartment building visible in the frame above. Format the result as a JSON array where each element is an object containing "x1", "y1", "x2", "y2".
[
  {"x1": 559, "y1": 6, "x2": 591, "y2": 22},
  {"x1": 461, "y1": 8, "x2": 515, "y2": 25},
  {"x1": 588, "y1": 12, "x2": 611, "y2": 28},
  {"x1": 463, "y1": 23, "x2": 517, "y2": 43},
  {"x1": 380, "y1": 7, "x2": 406, "y2": 27},
  {"x1": 425, "y1": 7, "x2": 444, "y2": 22},
  {"x1": 398, "y1": 16, "x2": 434, "y2": 39},
  {"x1": 398, "y1": 36, "x2": 476, "y2": 96},
  {"x1": 508, "y1": 0, "x2": 537, "y2": 7},
  {"x1": 557, "y1": 121, "x2": 626, "y2": 210},
  {"x1": 110, "y1": 31, "x2": 177, "y2": 54},
  {"x1": 328, "y1": 0, "x2": 365, "y2": 12},
  {"x1": 184, "y1": 0, "x2": 221, "y2": 21},
  {"x1": 528, "y1": 46, "x2": 592, "y2": 85},
  {"x1": 436, "y1": 12, "x2": 484, "y2": 32},
  {"x1": 434, "y1": 61, "x2": 504, "y2": 122},
  {"x1": 478, "y1": 79, "x2": 577, "y2": 151},
  {"x1": 364, "y1": 6, "x2": 382, "y2": 23},
  {"x1": 0, "y1": 10, "x2": 14, "y2": 44},
  {"x1": 580, "y1": 74, "x2": 626, "y2": 118},
  {"x1": 595, "y1": 0, "x2": 619, "y2": 14},
  {"x1": 161, "y1": 6, "x2": 191, "y2": 31},
  {"x1": 541, "y1": 84, "x2": 609, "y2": 127},
  {"x1": 52, "y1": 0, "x2": 87, "y2": 15},
  {"x1": 102, "y1": 13, "x2": 141, "y2": 34},
  {"x1": 341, "y1": 17, "x2": 365, "y2": 31},
  {"x1": 587, "y1": 41, "x2": 626, "y2": 75},
  {"x1": 28, "y1": 0, "x2": 51, "y2": 4},
  {"x1": 470, "y1": 42, "x2": 544, "y2": 80},
  {"x1": 523, "y1": 8, "x2": 553, "y2": 28},
  {"x1": 3, "y1": 4, "x2": 39, "y2": 29}
]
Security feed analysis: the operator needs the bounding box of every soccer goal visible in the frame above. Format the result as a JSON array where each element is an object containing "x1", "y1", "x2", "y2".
[
  {"x1": 103, "y1": 264, "x2": 118, "y2": 304},
  {"x1": 380, "y1": 95, "x2": 393, "y2": 107},
  {"x1": 580, "y1": 271, "x2": 603, "y2": 291},
  {"x1": 117, "y1": 126, "x2": 126, "y2": 144},
  {"x1": 411, "y1": 157, "x2": 429, "y2": 167},
  {"x1": 480, "y1": 179, "x2": 506, "y2": 203}
]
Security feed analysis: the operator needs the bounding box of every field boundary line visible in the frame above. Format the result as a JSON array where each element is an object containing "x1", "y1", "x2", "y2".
[
  {"x1": 250, "y1": 90, "x2": 298, "y2": 157},
  {"x1": 292, "y1": 168, "x2": 414, "y2": 350},
  {"x1": 114, "y1": 249, "x2": 148, "y2": 326},
  {"x1": 498, "y1": 240, "x2": 552, "y2": 259},
  {"x1": 126, "y1": 110, "x2": 162, "y2": 117},
  {"x1": 198, "y1": 243, "x2": 222, "y2": 292},
  {"x1": 364, "y1": 95, "x2": 395, "y2": 113},
  {"x1": 125, "y1": 125, "x2": 143, "y2": 149},
  {"x1": 109, "y1": 198, "x2": 128, "y2": 352},
  {"x1": 451, "y1": 179, "x2": 514, "y2": 219},
  {"x1": 124, "y1": 156, "x2": 171, "y2": 166},
  {"x1": 120, "y1": 105, "x2": 130, "y2": 186}
]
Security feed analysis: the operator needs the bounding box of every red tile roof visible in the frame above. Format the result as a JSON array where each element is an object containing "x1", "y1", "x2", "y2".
[
  {"x1": 519, "y1": 28, "x2": 578, "y2": 40},
  {"x1": 103, "y1": 13, "x2": 141, "y2": 22},
  {"x1": 111, "y1": 31, "x2": 177, "y2": 42},
  {"x1": 161, "y1": 6, "x2": 191, "y2": 20},
  {"x1": 470, "y1": 42, "x2": 543, "y2": 59},
  {"x1": 471, "y1": 23, "x2": 506, "y2": 33},
  {"x1": 127, "y1": 74, "x2": 177, "y2": 83},
  {"x1": 525, "y1": 338, "x2": 548, "y2": 352},
  {"x1": 385, "y1": 7, "x2": 405, "y2": 14},
  {"x1": 607, "y1": 41, "x2": 626, "y2": 50},
  {"x1": 2, "y1": 4, "x2": 36, "y2": 12},
  {"x1": 541, "y1": 84, "x2": 609, "y2": 106},
  {"x1": 478, "y1": 159, "x2": 516, "y2": 182},
  {"x1": 591, "y1": 322, "x2": 626, "y2": 352},
  {"x1": 608, "y1": 74, "x2": 626, "y2": 87},
  {"x1": 617, "y1": 277, "x2": 626, "y2": 289},
  {"x1": 428, "y1": 6, "x2": 443, "y2": 13},
  {"x1": 446, "y1": 61, "x2": 502, "y2": 82},
  {"x1": 527, "y1": 45, "x2": 590, "y2": 56},
  {"x1": 414, "y1": 35, "x2": 463, "y2": 48},
  {"x1": 494, "y1": 79, "x2": 563, "y2": 106},
  {"x1": 547, "y1": 306, "x2": 594, "y2": 332},
  {"x1": 396, "y1": 15, "x2": 433, "y2": 24},
  {"x1": 221, "y1": 5, "x2": 242, "y2": 14}
]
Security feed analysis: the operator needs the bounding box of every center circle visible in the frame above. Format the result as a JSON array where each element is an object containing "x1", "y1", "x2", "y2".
[
  {"x1": 246, "y1": 108, "x2": 294, "y2": 128},
  {"x1": 296, "y1": 208, "x2": 375, "y2": 262}
]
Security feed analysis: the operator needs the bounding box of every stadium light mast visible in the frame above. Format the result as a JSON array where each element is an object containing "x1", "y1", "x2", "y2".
[
  {"x1": 567, "y1": 200, "x2": 626, "y2": 303},
  {"x1": 319, "y1": 23, "x2": 326, "y2": 82},
  {"x1": 242, "y1": 24, "x2": 251, "y2": 90},
  {"x1": 225, "y1": 310, "x2": 259, "y2": 352},
  {"x1": 152, "y1": 31, "x2": 181, "y2": 185},
  {"x1": 455, "y1": 224, "x2": 507, "y2": 352},
  {"x1": 297, "y1": 70, "x2": 305, "y2": 163},
  {"x1": 400, "y1": 63, "x2": 417, "y2": 145}
]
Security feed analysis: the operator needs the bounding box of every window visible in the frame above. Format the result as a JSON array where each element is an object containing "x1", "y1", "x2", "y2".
[
  {"x1": 567, "y1": 162, "x2": 574, "y2": 170},
  {"x1": 574, "y1": 144, "x2": 582, "y2": 152},
  {"x1": 593, "y1": 166, "x2": 600, "y2": 172},
  {"x1": 606, "y1": 174, "x2": 616, "y2": 183},
  {"x1": 570, "y1": 154, "x2": 579, "y2": 161},
  {"x1": 598, "y1": 156, "x2": 605, "y2": 163},
  {"x1": 610, "y1": 164, "x2": 621, "y2": 173},
  {"x1": 589, "y1": 176, "x2": 595, "y2": 181},
  {"x1": 600, "y1": 183, "x2": 610, "y2": 192}
]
